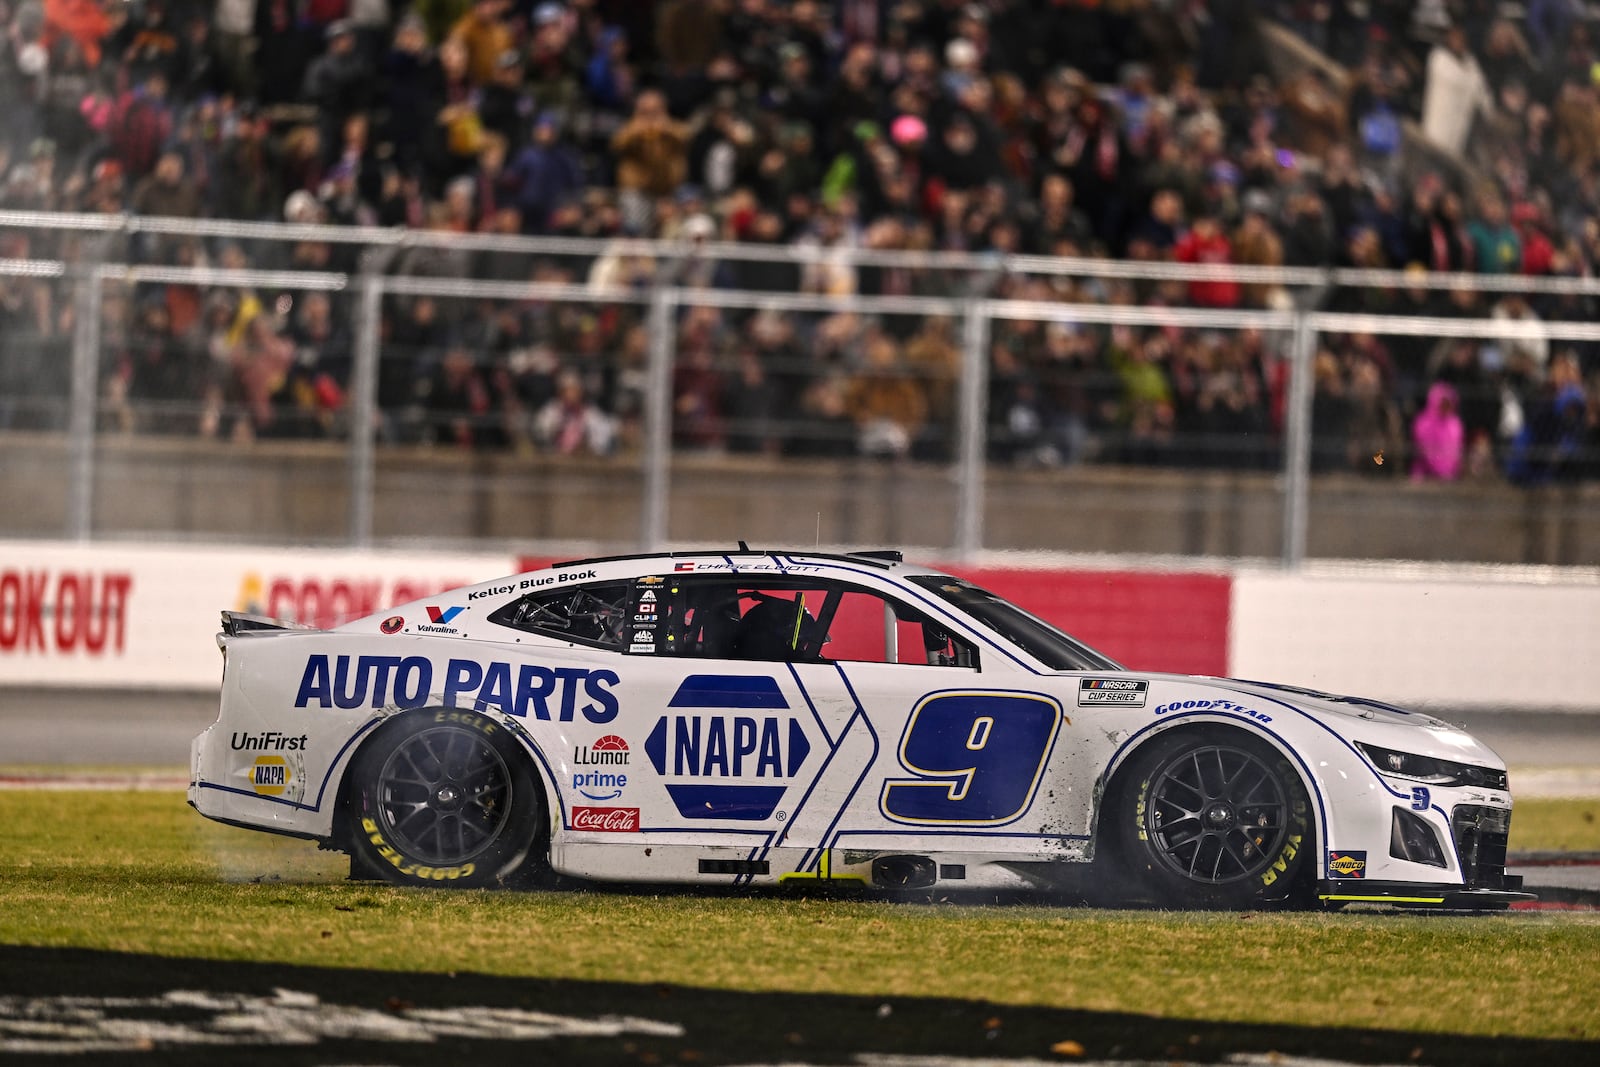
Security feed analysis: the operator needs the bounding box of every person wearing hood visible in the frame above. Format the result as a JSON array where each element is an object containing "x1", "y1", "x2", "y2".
[{"x1": 1411, "y1": 380, "x2": 1465, "y2": 481}]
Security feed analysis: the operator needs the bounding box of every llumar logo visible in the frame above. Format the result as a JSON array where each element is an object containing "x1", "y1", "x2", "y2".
[{"x1": 1328, "y1": 850, "x2": 1368, "y2": 878}]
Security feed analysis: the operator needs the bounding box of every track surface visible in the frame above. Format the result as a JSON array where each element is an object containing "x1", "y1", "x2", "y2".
[
  {"x1": 3, "y1": 944, "x2": 1596, "y2": 1066},
  {"x1": 4, "y1": 687, "x2": 1599, "y2": 769}
]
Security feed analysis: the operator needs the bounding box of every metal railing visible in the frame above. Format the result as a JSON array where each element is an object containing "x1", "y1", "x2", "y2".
[{"x1": 3, "y1": 212, "x2": 1598, "y2": 565}]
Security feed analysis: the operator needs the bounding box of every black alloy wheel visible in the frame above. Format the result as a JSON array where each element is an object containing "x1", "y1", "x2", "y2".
[
  {"x1": 1112, "y1": 729, "x2": 1312, "y2": 908},
  {"x1": 375, "y1": 725, "x2": 512, "y2": 865},
  {"x1": 348, "y1": 711, "x2": 542, "y2": 888}
]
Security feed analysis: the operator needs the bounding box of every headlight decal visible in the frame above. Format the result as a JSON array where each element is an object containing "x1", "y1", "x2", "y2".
[{"x1": 1354, "y1": 742, "x2": 1508, "y2": 790}]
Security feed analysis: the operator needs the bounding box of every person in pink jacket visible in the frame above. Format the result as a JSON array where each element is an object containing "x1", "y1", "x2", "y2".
[{"x1": 1411, "y1": 381, "x2": 1464, "y2": 481}]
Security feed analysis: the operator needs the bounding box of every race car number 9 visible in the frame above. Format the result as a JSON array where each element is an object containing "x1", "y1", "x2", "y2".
[{"x1": 879, "y1": 692, "x2": 1062, "y2": 825}]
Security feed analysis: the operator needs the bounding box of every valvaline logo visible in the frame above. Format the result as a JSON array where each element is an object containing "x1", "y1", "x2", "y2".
[
  {"x1": 426, "y1": 605, "x2": 463, "y2": 624},
  {"x1": 570, "y1": 807, "x2": 640, "y2": 832},
  {"x1": 644, "y1": 674, "x2": 813, "y2": 822},
  {"x1": 0, "y1": 570, "x2": 134, "y2": 655}
]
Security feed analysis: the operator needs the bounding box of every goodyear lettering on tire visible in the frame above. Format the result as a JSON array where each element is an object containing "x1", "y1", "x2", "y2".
[{"x1": 360, "y1": 817, "x2": 477, "y2": 881}]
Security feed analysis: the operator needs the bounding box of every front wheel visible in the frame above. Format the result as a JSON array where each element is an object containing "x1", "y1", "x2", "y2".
[
  {"x1": 347, "y1": 709, "x2": 543, "y2": 888},
  {"x1": 1109, "y1": 729, "x2": 1312, "y2": 909}
]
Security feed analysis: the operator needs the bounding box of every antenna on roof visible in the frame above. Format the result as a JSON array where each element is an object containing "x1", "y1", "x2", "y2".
[
  {"x1": 815, "y1": 513, "x2": 820, "y2": 548},
  {"x1": 738, "y1": 540, "x2": 749, "y2": 551}
]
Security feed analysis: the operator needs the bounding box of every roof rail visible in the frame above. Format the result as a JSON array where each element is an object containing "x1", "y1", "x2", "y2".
[{"x1": 549, "y1": 548, "x2": 906, "y2": 571}]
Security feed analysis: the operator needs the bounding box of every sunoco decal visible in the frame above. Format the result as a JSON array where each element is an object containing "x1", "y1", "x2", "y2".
[
  {"x1": 1328, "y1": 850, "x2": 1368, "y2": 879},
  {"x1": 1078, "y1": 678, "x2": 1148, "y2": 706}
]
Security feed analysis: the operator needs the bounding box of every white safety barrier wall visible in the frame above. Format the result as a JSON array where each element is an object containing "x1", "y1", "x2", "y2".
[
  {"x1": 1, "y1": 541, "x2": 1596, "y2": 709},
  {"x1": 1229, "y1": 564, "x2": 1600, "y2": 711},
  {"x1": 0, "y1": 541, "x2": 508, "y2": 688}
]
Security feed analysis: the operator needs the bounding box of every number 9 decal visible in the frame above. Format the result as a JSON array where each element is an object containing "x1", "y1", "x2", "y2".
[{"x1": 880, "y1": 691, "x2": 1063, "y2": 826}]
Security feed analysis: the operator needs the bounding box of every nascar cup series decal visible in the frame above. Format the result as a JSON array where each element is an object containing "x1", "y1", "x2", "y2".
[
  {"x1": 644, "y1": 674, "x2": 814, "y2": 821},
  {"x1": 1077, "y1": 678, "x2": 1148, "y2": 707}
]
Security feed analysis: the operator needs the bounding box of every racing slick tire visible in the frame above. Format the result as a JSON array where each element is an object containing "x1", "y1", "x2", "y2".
[
  {"x1": 346, "y1": 709, "x2": 543, "y2": 889},
  {"x1": 1109, "y1": 728, "x2": 1313, "y2": 909}
]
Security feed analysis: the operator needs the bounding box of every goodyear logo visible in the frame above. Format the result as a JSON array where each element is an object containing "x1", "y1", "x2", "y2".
[
  {"x1": 643, "y1": 675, "x2": 812, "y2": 821},
  {"x1": 1328, "y1": 850, "x2": 1368, "y2": 879},
  {"x1": 251, "y1": 755, "x2": 291, "y2": 796}
]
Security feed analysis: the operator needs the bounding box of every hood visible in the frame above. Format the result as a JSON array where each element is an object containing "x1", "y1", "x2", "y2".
[{"x1": 1205, "y1": 675, "x2": 1506, "y2": 768}]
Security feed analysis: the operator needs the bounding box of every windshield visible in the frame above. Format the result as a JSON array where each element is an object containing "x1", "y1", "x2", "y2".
[{"x1": 907, "y1": 575, "x2": 1123, "y2": 672}]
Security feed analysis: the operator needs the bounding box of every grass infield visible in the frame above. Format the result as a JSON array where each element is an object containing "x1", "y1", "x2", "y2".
[{"x1": 2, "y1": 790, "x2": 1598, "y2": 1042}]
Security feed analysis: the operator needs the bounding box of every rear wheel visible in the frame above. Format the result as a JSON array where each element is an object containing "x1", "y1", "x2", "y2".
[
  {"x1": 347, "y1": 710, "x2": 542, "y2": 888},
  {"x1": 1111, "y1": 729, "x2": 1312, "y2": 909}
]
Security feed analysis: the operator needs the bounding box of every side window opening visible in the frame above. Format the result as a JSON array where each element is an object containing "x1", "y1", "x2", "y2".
[
  {"x1": 643, "y1": 576, "x2": 977, "y2": 667},
  {"x1": 487, "y1": 580, "x2": 631, "y2": 650}
]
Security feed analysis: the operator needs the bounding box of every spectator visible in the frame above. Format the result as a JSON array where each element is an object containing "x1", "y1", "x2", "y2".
[
  {"x1": 1506, "y1": 350, "x2": 1588, "y2": 484},
  {"x1": 845, "y1": 329, "x2": 927, "y2": 459},
  {"x1": 532, "y1": 369, "x2": 616, "y2": 454},
  {"x1": 611, "y1": 88, "x2": 688, "y2": 232},
  {"x1": 1468, "y1": 190, "x2": 1522, "y2": 274},
  {"x1": 1175, "y1": 213, "x2": 1241, "y2": 308},
  {"x1": 1411, "y1": 381, "x2": 1465, "y2": 481},
  {"x1": 447, "y1": 0, "x2": 512, "y2": 88},
  {"x1": 1422, "y1": 25, "x2": 1493, "y2": 157},
  {"x1": 426, "y1": 344, "x2": 495, "y2": 449}
]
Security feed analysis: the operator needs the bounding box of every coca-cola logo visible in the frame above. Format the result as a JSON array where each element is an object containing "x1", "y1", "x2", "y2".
[{"x1": 570, "y1": 806, "x2": 640, "y2": 832}]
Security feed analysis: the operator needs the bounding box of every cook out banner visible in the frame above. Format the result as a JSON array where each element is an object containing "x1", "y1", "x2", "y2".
[{"x1": 2, "y1": 541, "x2": 1596, "y2": 709}]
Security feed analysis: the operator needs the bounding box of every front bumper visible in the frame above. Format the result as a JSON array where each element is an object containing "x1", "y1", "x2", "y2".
[{"x1": 1318, "y1": 876, "x2": 1534, "y2": 911}]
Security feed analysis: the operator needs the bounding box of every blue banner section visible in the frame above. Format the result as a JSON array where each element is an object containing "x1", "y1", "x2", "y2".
[
  {"x1": 668, "y1": 674, "x2": 788, "y2": 709},
  {"x1": 665, "y1": 784, "x2": 788, "y2": 821}
]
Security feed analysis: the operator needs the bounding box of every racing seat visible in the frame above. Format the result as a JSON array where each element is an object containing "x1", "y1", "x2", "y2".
[{"x1": 730, "y1": 597, "x2": 818, "y2": 662}]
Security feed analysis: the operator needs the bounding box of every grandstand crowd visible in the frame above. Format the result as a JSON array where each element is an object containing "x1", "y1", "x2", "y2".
[{"x1": 0, "y1": 0, "x2": 1595, "y2": 482}]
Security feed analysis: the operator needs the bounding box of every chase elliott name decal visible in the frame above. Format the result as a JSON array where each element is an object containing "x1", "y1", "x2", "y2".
[
  {"x1": 294, "y1": 654, "x2": 619, "y2": 722},
  {"x1": 644, "y1": 674, "x2": 813, "y2": 821},
  {"x1": 1078, "y1": 678, "x2": 1148, "y2": 706}
]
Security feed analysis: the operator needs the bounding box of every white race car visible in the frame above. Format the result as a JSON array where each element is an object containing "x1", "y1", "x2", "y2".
[{"x1": 190, "y1": 549, "x2": 1528, "y2": 909}]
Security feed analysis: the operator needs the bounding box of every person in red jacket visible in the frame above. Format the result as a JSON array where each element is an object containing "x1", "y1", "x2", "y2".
[{"x1": 1174, "y1": 213, "x2": 1241, "y2": 308}]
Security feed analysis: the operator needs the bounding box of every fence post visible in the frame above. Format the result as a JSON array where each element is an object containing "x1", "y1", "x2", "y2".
[
  {"x1": 347, "y1": 273, "x2": 383, "y2": 548},
  {"x1": 640, "y1": 285, "x2": 677, "y2": 551},
  {"x1": 1281, "y1": 311, "x2": 1317, "y2": 568},
  {"x1": 953, "y1": 297, "x2": 991, "y2": 561},
  {"x1": 65, "y1": 267, "x2": 104, "y2": 542}
]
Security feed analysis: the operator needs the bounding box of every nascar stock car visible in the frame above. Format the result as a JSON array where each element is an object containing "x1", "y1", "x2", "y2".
[{"x1": 190, "y1": 549, "x2": 1527, "y2": 910}]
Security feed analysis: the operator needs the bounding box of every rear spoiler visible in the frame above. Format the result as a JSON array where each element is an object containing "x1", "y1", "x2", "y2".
[{"x1": 220, "y1": 611, "x2": 317, "y2": 637}]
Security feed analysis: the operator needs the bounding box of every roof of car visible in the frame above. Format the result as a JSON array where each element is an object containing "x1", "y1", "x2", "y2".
[{"x1": 551, "y1": 548, "x2": 911, "y2": 572}]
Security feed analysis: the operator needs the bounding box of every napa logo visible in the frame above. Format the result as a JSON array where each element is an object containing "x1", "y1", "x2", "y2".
[
  {"x1": 1327, "y1": 850, "x2": 1368, "y2": 879},
  {"x1": 644, "y1": 675, "x2": 813, "y2": 821},
  {"x1": 251, "y1": 755, "x2": 292, "y2": 796}
]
